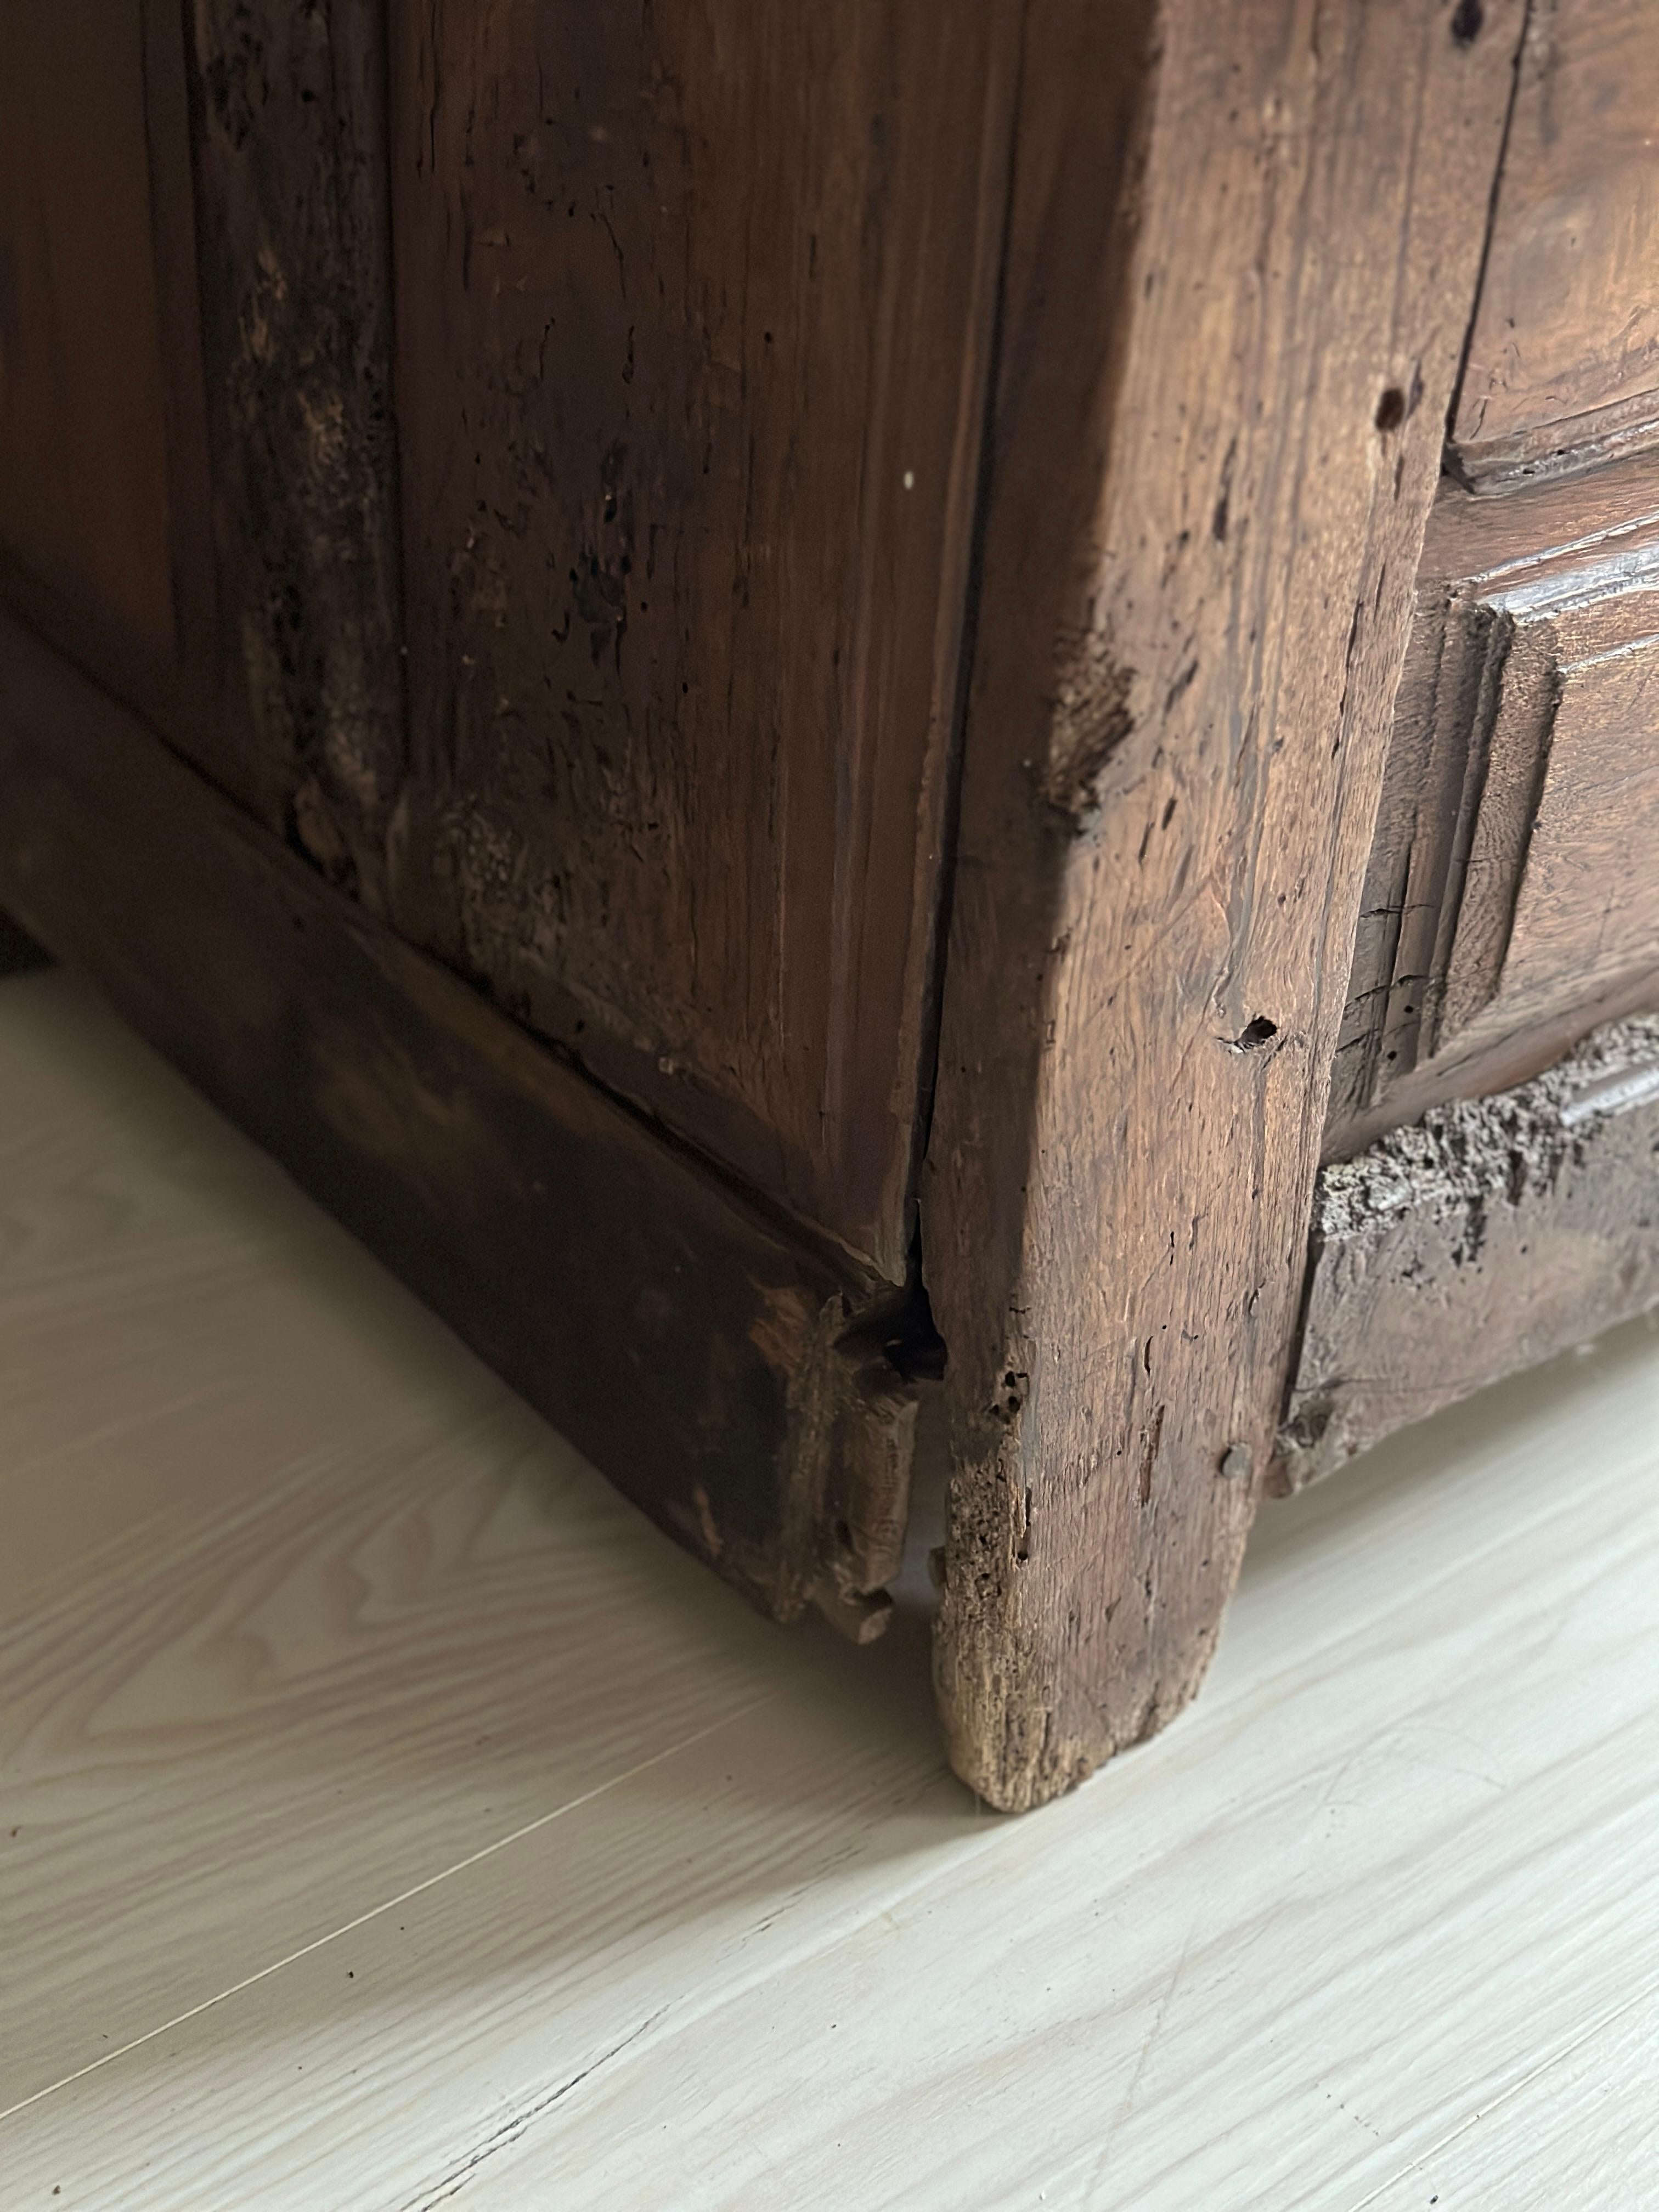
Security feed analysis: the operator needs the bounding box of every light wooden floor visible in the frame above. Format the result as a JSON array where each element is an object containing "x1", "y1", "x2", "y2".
[{"x1": 2, "y1": 967, "x2": 1657, "y2": 2211}]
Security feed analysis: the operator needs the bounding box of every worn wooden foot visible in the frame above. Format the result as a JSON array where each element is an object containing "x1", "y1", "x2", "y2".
[{"x1": 922, "y1": 0, "x2": 1524, "y2": 1810}]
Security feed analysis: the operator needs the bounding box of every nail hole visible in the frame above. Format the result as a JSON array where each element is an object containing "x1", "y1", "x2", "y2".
[
  {"x1": 1374, "y1": 386, "x2": 1407, "y2": 432},
  {"x1": 1237, "y1": 1016, "x2": 1279, "y2": 1050},
  {"x1": 1451, "y1": 0, "x2": 1483, "y2": 44}
]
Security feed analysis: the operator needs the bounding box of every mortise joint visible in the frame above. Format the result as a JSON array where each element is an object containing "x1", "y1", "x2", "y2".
[{"x1": 808, "y1": 1326, "x2": 922, "y2": 1644}]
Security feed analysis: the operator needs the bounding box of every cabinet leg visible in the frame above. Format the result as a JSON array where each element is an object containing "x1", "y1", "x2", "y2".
[{"x1": 919, "y1": 0, "x2": 1522, "y2": 1808}]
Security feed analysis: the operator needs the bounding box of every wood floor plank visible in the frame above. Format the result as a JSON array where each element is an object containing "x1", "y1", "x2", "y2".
[
  {"x1": 0, "y1": 968, "x2": 408, "y2": 1602},
  {"x1": 0, "y1": 973, "x2": 858, "y2": 2111},
  {"x1": 466, "y1": 1341, "x2": 1659, "y2": 2212},
  {"x1": 1360, "y1": 1984, "x2": 1659, "y2": 2211},
  {"x1": 3, "y1": 1239, "x2": 1655, "y2": 2204},
  {"x1": 4, "y1": 970, "x2": 1657, "y2": 2208}
]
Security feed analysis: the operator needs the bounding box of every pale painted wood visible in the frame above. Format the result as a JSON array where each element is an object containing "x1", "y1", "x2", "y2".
[
  {"x1": 1364, "y1": 1987, "x2": 1659, "y2": 2210},
  {"x1": 2, "y1": 970, "x2": 1657, "y2": 2206}
]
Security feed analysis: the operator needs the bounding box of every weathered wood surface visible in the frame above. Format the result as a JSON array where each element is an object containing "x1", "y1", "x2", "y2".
[
  {"x1": 183, "y1": 0, "x2": 408, "y2": 909},
  {"x1": 923, "y1": 0, "x2": 1523, "y2": 1810},
  {"x1": 0, "y1": 607, "x2": 915, "y2": 1626},
  {"x1": 387, "y1": 2, "x2": 1018, "y2": 1278},
  {"x1": 1328, "y1": 454, "x2": 1659, "y2": 1159},
  {"x1": 1365, "y1": 1989, "x2": 1659, "y2": 2212},
  {"x1": 1282, "y1": 1015, "x2": 1659, "y2": 1491},
  {"x1": 1451, "y1": 0, "x2": 1659, "y2": 490}
]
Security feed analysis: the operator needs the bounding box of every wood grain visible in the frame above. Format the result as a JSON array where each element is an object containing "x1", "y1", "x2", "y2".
[
  {"x1": 0, "y1": 611, "x2": 917, "y2": 1625},
  {"x1": 1282, "y1": 1014, "x2": 1659, "y2": 1489},
  {"x1": 923, "y1": 0, "x2": 1524, "y2": 1810},
  {"x1": 0, "y1": 2, "x2": 178, "y2": 681},
  {"x1": 183, "y1": 0, "x2": 408, "y2": 905},
  {"x1": 386, "y1": 1, "x2": 1018, "y2": 1276},
  {"x1": 2, "y1": 1028, "x2": 1653, "y2": 2212},
  {"x1": 0, "y1": 0, "x2": 223, "y2": 758},
  {"x1": 1451, "y1": 0, "x2": 1659, "y2": 490},
  {"x1": 0, "y1": 970, "x2": 505, "y2": 1609},
  {"x1": 1368, "y1": 1985, "x2": 1659, "y2": 2210},
  {"x1": 1329, "y1": 454, "x2": 1659, "y2": 1156},
  {"x1": 0, "y1": 969, "x2": 825, "y2": 2108}
]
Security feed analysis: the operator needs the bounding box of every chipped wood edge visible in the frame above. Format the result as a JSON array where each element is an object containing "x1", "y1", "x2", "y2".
[
  {"x1": 924, "y1": 0, "x2": 1527, "y2": 1812},
  {"x1": 1277, "y1": 1011, "x2": 1659, "y2": 1492}
]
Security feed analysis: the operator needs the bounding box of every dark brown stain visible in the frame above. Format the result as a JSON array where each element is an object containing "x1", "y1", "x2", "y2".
[{"x1": 1039, "y1": 656, "x2": 1136, "y2": 829}]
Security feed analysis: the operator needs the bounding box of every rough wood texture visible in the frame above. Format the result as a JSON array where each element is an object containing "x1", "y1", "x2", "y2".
[
  {"x1": 923, "y1": 0, "x2": 1524, "y2": 1811},
  {"x1": 386, "y1": 3, "x2": 1018, "y2": 1277},
  {"x1": 1451, "y1": 0, "x2": 1659, "y2": 490},
  {"x1": 1281, "y1": 1015, "x2": 1659, "y2": 1490},
  {"x1": 183, "y1": 0, "x2": 408, "y2": 908},
  {"x1": 1329, "y1": 454, "x2": 1659, "y2": 1158},
  {"x1": 0, "y1": 607, "x2": 915, "y2": 1627}
]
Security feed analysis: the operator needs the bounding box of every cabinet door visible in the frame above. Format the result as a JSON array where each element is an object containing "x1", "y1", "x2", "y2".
[
  {"x1": 1294, "y1": 0, "x2": 1659, "y2": 1487},
  {"x1": 1329, "y1": 456, "x2": 1659, "y2": 1153},
  {"x1": 1328, "y1": 0, "x2": 1659, "y2": 1160},
  {"x1": 0, "y1": 2, "x2": 403, "y2": 890},
  {"x1": 386, "y1": 2, "x2": 1015, "y2": 1279}
]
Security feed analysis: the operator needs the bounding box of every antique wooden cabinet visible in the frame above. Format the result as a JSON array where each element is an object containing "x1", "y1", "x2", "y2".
[{"x1": 2, "y1": 0, "x2": 1654, "y2": 1809}]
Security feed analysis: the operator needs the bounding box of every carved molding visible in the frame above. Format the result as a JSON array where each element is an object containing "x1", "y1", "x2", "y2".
[{"x1": 1330, "y1": 488, "x2": 1659, "y2": 1147}]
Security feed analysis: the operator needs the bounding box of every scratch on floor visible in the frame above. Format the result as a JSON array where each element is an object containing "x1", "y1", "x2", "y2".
[
  {"x1": 403, "y1": 2008, "x2": 670, "y2": 2210},
  {"x1": 1086, "y1": 1913, "x2": 1204, "y2": 2194}
]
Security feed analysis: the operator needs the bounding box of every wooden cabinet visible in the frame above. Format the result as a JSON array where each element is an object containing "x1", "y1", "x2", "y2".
[
  {"x1": 1329, "y1": 458, "x2": 1659, "y2": 1153},
  {"x1": 1303, "y1": 1, "x2": 1659, "y2": 1496},
  {"x1": 1451, "y1": 0, "x2": 1659, "y2": 489},
  {"x1": 388, "y1": 4, "x2": 1008, "y2": 1277},
  {"x1": 2, "y1": 0, "x2": 1652, "y2": 1809}
]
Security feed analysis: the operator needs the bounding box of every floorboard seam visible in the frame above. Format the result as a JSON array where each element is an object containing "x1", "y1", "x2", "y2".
[
  {"x1": 0, "y1": 1695, "x2": 776, "y2": 2127},
  {"x1": 1339, "y1": 1971, "x2": 1659, "y2": 2211}
]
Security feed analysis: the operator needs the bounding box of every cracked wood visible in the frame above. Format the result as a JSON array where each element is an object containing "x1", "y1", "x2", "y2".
[
  {"x1": 386, "y1": 1, "x2": 1020, "y2": 1276},
  {"x1": 184, "y1": 0, "x2": 408, "y2": 908},
  {"x1": 924, "y1": 0, "x2": 1525, "y2": 1811}
]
